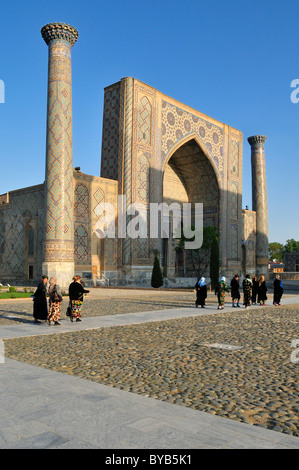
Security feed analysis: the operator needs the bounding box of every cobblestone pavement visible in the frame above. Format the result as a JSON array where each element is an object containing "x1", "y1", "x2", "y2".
[
  {"x1": 0, "y1": 289, "x2": 203, "y2": 326},
  {"x1": 2, "y1": 289, "x2": 299, "y2": 439}
]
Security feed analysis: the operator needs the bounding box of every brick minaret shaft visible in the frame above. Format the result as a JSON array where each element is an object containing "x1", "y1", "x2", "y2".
[
  {"x1": 248, "y1": 135, "x2": 269, "y2": 276},
  {"x1": 41, "y1": 23, "x2": 78, "y2": 288}
]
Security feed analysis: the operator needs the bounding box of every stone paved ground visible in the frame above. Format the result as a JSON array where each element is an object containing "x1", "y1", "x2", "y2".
[
  {"x1": 0, "y1": 290, "x2": 201, "y2": 326},
  {"x1": 2, "y1": 289, "x2": 299, "y2": 438}
]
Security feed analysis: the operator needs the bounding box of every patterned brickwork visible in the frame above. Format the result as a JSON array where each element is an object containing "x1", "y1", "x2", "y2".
[
  {"x1": 242, "y1": 210, "x2": 256, "y2": 268},
  {"x1": 122, "y1": 78, "x2": 134, "y2": 265},
  {"x1": 0, "y1": 186, "x2": 44, "y2": 280},
  {"x1": 138, "y1": 96, "x2": 151, "y2": 145},
  {"x1": 101, "y1": 82, "x2": 121, "y2": 180},
  {"x1": 161, "y1": 101, "x2": 224, "y2": 182},
  {"x1": 74, "y1": 183, "x2": 89, "y2": 218},
  {"x1": 74, "y1": 223, "x2": 89, "y2": 264},
  {"x1": 248, "y1": 136, "x2": 268, "y2": 262},
  {"x1": 42, "y1": 24, "x2": 78, "y2": 264}
]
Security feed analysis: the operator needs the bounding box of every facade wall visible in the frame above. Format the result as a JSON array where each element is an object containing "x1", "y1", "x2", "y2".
[
  {"x1": 0, "y1": 77, "x2": 264, "y2": 286},
  {"x1": 0, "y1": 185, "x2": 45, "y2": 283},
  {"x1": 73, "y1": 171, "x2": 118, "y2": 282},
  {"x1": 242, "y1": 209, "x2": 257, "y2": 274},
  {"x1": 284, "y1": 252, "x2": 299, "y2": 272},
  {"x1": 101, "y1": 77, "x2": 245, "y2": 278}
]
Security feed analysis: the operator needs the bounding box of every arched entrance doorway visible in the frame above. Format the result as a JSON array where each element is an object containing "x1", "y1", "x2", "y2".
[{"x1": 162, "y1": 138, "x2": 220, "y2": 277}]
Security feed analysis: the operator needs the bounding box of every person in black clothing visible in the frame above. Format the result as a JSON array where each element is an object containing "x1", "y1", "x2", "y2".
[
  {"x1": 68, "y1": 275, "x2": 89, "y2": 322},
  {"x1": 258, "y1": 275, "x2": 268, "y2": 306},
  {"x1": 33, "y1": 275, "x2": 48, "y2": 323},
  {"x1": 273, "y1": 275, "x2": 284, "y2": 306},
  {"x1": 230, "y1": 274, "x2": 240, "y2": 307},
  {"x1": 251, "y1": 276, "x2": 259, "y2": 304},
  {"x1": 194, "y1": 277, "x2": 207, "y2": 308}
]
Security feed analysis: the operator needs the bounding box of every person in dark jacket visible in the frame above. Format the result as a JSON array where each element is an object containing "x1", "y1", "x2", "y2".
[
  {"x1": 33, "y1": 275, "x2": 48, "y2": 323},
  {"x1": 68, "y1": 275, "x2": 89, "y2": 322},
  {"x1": 251, "y1": 276, "x2": 259, "y2": 304},
  {"x1": 230, "y1": 274, "x2": 240, "y2": 307},
  {"x1": 258, "y1": 275, "x2": 268, "y2": 306},
  {"x1": 273, "y1": 275, "x2": 284, "y2": 306},
  {"x1": 194, "y1": 277, "x2": 207, "y2": 308}
]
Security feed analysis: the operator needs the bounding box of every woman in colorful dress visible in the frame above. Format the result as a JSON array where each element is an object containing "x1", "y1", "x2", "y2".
[
  {"x1": 215, "y1": 276, "x2": 229, "y2": 310},
  {"x1": 68, "y1": 275, "x2": 90, "y2": 322},
  {"x1": 48, "y1": 277, "x2": 62, "y2": 325},
  {"x1": 242, "y1": 274, "x2": 252, "y2": 308}
]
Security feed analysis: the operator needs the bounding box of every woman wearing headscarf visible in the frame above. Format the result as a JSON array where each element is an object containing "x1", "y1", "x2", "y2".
[
  {"x1": 273, "y1": 275, "x2": 284, "y2": 306},
  {"x1": 242, "y1": 274, "x2": 252, "y2": 308},
  {"x1": 68, "y1": 275, "x2": 90, "y2": 322},
  {"x1": 194, "y1": 277, "x2": 207, "y2": 308},
  {"x1": 230, "y1": 274, "x2": 240, "y2": 307},
  {"x1": 33, "y1": 275, "x2": 48, "y2": 323},
  {"x1": 258, "y1": 275, "x2": 268, "y2": 306},
  {"x1": 251, "y1": 276, "x2": 259, "y2": 304},
  {"x1": 47, "y1": 277, "x2": 63, "y2": 325},
  {"x1": 215, "y1": 276, "x2": 229, "y2": 310}
]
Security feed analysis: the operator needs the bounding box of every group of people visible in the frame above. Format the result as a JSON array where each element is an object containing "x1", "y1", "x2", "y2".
[
  {"x1": 33, "y1": 275, "x2": 89, "y2": 325},
  {"x1": 194, "y1": 274, "x2": 284, "y2": 310}
]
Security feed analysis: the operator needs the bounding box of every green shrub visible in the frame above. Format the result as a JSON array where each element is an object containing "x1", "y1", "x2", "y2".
[{"x1": 9, "y1": 286, "x2": 16, "y2": 292}]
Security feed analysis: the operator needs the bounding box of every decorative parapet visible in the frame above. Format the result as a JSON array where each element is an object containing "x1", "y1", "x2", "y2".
[
  {"x1": 41, "y1": 22, "x2": 78, "y2": 46},
  {"x1": 0, "y1": 193, "x2": 9, "y2": 205},
  {"x1": 248, "y1": 135, "x2": 267, "y2": 146}
]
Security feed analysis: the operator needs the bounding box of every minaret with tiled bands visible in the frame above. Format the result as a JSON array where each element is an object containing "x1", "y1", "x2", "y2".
[
  {"x1": 41, "y1": 23, "x2": 78, "y2": 288},
  {"x1": 248, "y1": 135, "x2": 269, "y2": 276}
]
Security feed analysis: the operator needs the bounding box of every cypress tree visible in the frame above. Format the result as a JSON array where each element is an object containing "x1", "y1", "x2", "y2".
[{"x1": 210, "y1": 236, "x2": 219, "y2": 290}]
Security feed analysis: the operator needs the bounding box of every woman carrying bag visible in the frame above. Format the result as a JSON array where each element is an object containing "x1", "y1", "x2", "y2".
[
  {"x1": 68, "y1": 275, "x2": 89, "y2": 322},
  {"x1": 48, "y1": 277, "x2": 63, "y2": 326}
]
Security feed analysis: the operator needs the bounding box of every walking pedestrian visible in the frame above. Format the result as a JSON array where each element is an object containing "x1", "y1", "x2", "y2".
[
  {"x1": 215, "y1": 276, "x2": 229, "y2": 310},
  {"x1": 47, "y1": 277, "x2": 63, "y2": 325},
  {"x1": 243, "y1": 274, "x2": 252, "y2": 308},
  {"x1": 258, "y1": 275, "x2": 268, "y2": 306},
  {"x1": 194, "y1": 277, "x2": 207, "y2": 308},
  {"x1": 33, "y1": 275, "x2": 48, "y2": 323},
  {"x1": 230, "y1": 274, "x2": 240, "y2": 307},
  {"x1": 252, "y1": 276, "x2": 259, "y2": 304},
  {"x1": 273, "y1": 275, "x2": 284, "y2": 306},
  {"x1": 68, "y1": 275, "x2": 90, "y2": 322}
]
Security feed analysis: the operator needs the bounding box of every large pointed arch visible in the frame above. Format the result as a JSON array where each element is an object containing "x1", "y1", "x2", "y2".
[
  {"x1": 162, "y1": 133, "x2": 222, "y2": 190},
  {"x1": 162, "y1": 134, "x2": 221, "y2": 277}
]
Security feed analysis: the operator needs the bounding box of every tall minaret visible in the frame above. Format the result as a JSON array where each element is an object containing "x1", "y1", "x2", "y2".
[
  {"x1": 41, "y1": 23, "x2": 78, "y2": 289},
  {"x1": 248, "y1": 135, "x2": 269, "y2": 277}
]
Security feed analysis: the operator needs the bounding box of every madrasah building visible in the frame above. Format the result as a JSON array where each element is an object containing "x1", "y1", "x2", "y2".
[{"x1": 0, "y1": 23, "x2": 269, "y2": 289}]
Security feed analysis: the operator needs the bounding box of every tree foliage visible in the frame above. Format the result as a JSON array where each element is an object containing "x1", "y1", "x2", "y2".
[
  {"x1": 268, "y1": 242, "x2": 284, "y2": 261},
  {"x1": 269, "y1": 239, "x2": 299, "y2": 261},
  {"x1": 209, "y1": 235, "x2": 219, "y2": 289},
  {"x1": 175, "y1": 226, "x2": 218, "y2": 279}
]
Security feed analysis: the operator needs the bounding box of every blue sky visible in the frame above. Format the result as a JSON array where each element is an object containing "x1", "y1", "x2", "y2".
[{"x1": 0, "y1": 0, "x2": 298, "y2": 244}]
